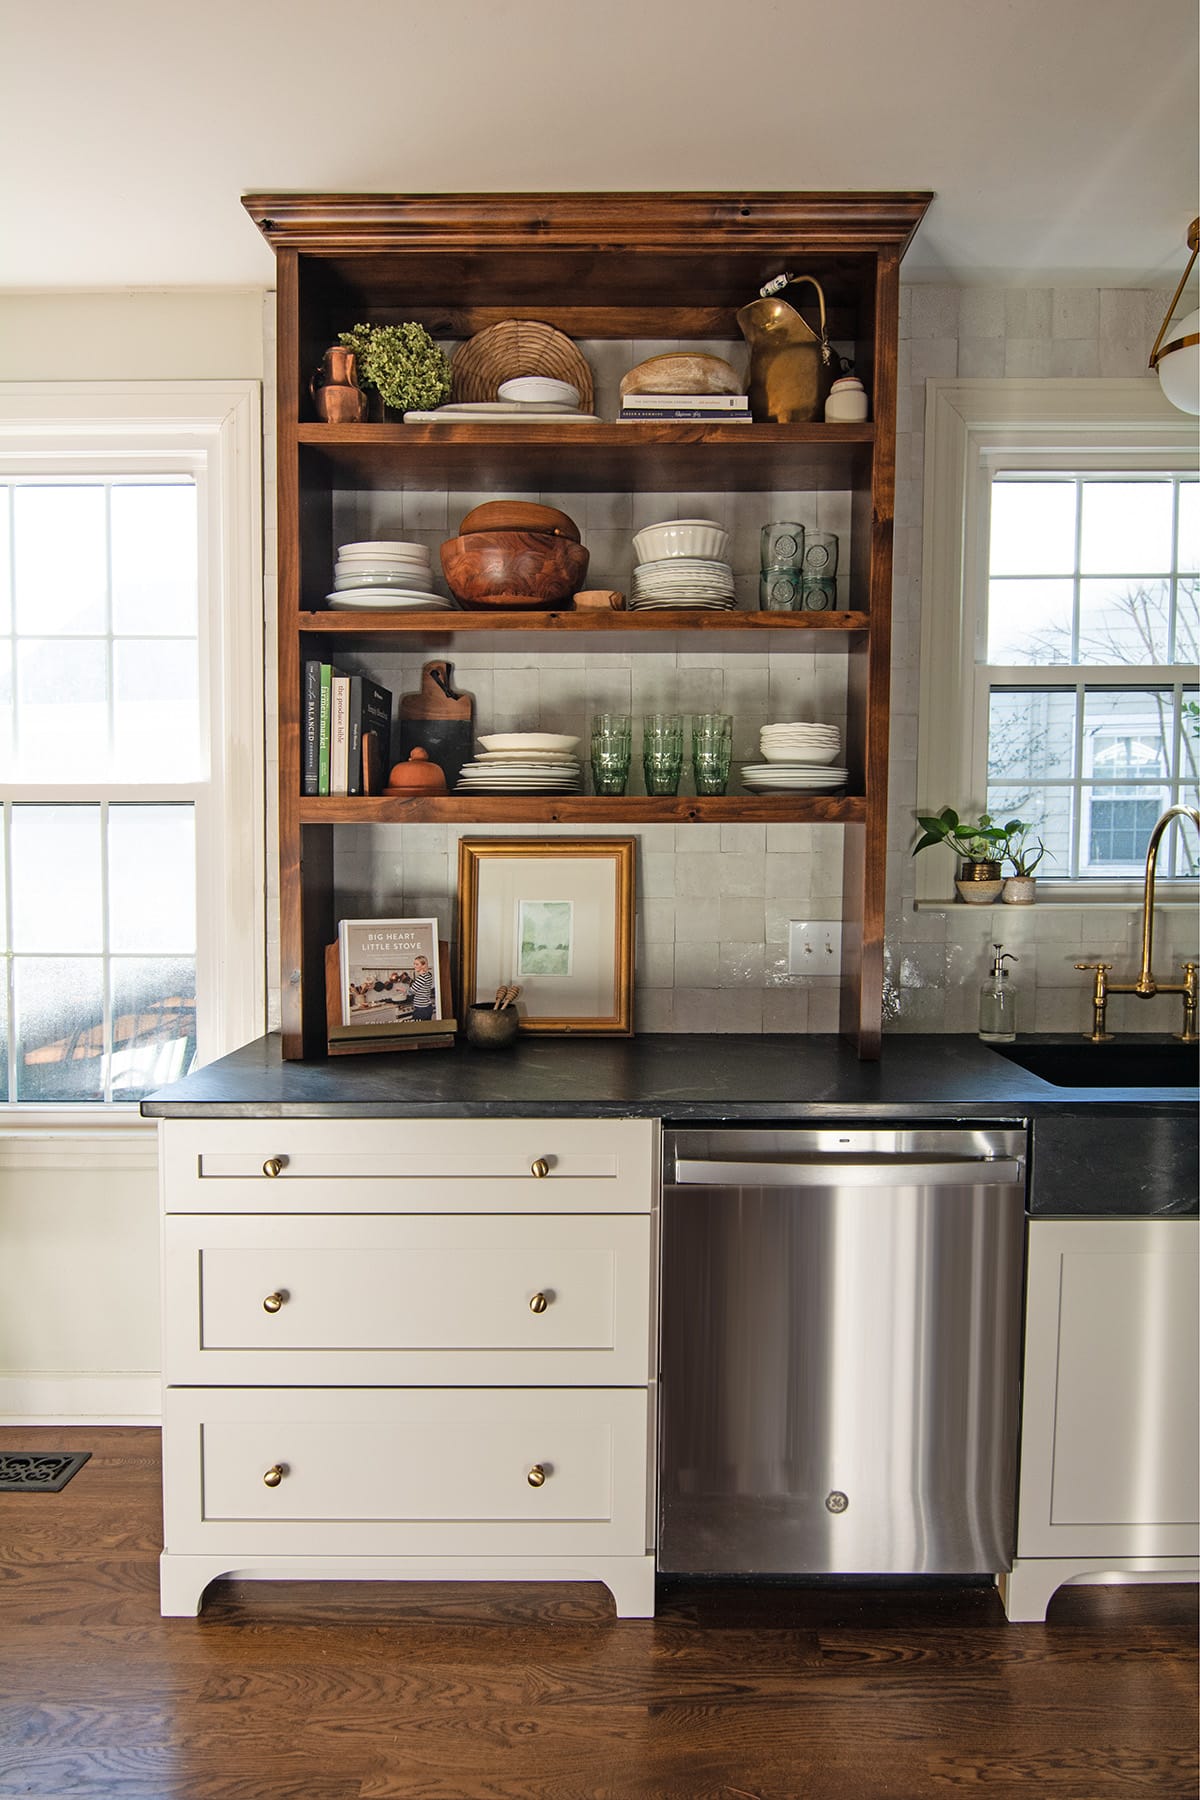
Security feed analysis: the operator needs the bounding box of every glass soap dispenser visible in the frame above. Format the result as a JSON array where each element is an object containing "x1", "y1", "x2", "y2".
[{"x1": 979, "y1": 944, "x2": 1020, "y2": 1042}]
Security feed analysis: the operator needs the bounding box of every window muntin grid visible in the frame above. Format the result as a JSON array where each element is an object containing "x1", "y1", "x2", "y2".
[
  {"x1": 983, "y1": 475, "x2": 1198, "y2": 880},
  {"x1": 0, "y1": 478, "x2": 200, "y2": 1102}
]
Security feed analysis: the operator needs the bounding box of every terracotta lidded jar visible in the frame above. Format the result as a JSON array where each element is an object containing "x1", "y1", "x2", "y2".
[{"x1": 385, "y1": 747, "x2": 447, "y2": 794}]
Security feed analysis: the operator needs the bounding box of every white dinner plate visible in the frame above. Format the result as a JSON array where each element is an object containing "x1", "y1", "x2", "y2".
[
  {"x1": 325, "y1": 591, "x2": 456, "y2": 609},
  {"x1": 470, "y1": 751, "x2": 581, "y2": 765},
  {"x1": 741, "y1": 763, "x2": 849, "y2": 777}
]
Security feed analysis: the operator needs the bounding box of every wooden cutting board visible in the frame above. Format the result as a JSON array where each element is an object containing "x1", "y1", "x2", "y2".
[{"x1": 397, "y1": 661, "x2": 474, "y2": 791}]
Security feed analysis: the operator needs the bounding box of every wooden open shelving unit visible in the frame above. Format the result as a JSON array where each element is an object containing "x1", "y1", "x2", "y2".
[{"x1": 246, "y1": 190, "x2": 932, "y2": 1061}]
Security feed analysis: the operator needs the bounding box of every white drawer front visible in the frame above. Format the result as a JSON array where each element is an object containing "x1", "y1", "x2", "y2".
[
  {"x1": 163, "y1": 1213, "x2": 652, "y2": 1384},
  {"x1": 161, "y1": 1117, "x2": 656, "y2": 1214},
  {"x1": 163, "y1": 1386, "x2": 649, "y2": 1557}
]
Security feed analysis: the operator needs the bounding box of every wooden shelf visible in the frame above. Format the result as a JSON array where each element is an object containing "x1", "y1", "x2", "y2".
[
  {"x1": 295, "y1": 421, "x2": 875, "y2": 493},
  {"x1": 299, "y1": 608, "x2": 869, "y2": 642},
  {"x1": 299, "y1": 794, "x2": 866, "y2": 826}
]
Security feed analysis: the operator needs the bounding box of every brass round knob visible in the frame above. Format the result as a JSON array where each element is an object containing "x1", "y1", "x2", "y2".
[
  {"x1": 262, "y1": 1157, "x2": 285, "y2": 1179},
  {"x1": 527, "y1": 1464, "x2": 547, "y2": 1488},
  {"x1": 262, "y1": 1464, "x2": 285, "y2": 1488},
  {"x1": 262, "y1": 1291, "x2": 286, "y2": 1314},
  {"x1": 530, "y1": 1158, "x2": 550, "y2": 1179},
  {"x1": 529, "y1": 1291, "x2": 549, "y2": 1314}
]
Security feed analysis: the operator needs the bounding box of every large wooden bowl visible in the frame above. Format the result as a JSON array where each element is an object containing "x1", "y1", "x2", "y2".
[{"x1": 440, "y1": 530, "x2": 590, "y2": 609}]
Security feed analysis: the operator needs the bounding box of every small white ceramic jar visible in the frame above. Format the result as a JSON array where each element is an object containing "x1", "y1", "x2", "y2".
[{"x1": 825, "y1": 376, "x2": 869, "y2": 423}]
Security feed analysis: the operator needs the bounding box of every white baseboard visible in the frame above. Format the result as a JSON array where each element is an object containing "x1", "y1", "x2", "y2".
[{"x1": 0, "y1": 1374, "x2": 160, "y2": 1424}]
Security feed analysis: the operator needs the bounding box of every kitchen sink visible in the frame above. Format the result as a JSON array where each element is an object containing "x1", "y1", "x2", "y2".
[{"x1": 991, "y1": 1037, "x2": 1199, "y2": 1089}]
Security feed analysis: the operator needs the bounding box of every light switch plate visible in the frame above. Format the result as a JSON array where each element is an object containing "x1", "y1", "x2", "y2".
[{"x1": 788, "y1": 920, "x2": 842, "y2": 974}]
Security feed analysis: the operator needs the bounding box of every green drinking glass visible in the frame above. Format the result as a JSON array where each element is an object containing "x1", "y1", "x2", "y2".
[
  {"x1": 642, "y1": 713, "x2": 684, "y2": 796},
  {"x1": 690, "y1": 712, "x2": 733, "y2": 795},
  {"x1": 590, "y1": 713, "x2": 633, "y2": 795}
]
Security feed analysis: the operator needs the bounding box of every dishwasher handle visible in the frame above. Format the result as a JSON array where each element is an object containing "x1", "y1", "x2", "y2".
[{"x1": 670, "y1": 1156, "x2": 1025, "y2": 1189}]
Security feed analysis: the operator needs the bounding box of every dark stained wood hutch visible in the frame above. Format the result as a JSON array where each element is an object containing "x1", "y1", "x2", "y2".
[{"x1": 243, "y1": 191, "x2": 932, "y2": 1061}]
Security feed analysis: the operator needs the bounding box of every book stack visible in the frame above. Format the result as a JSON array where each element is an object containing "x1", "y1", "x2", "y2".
[
  {"x1": 302, "y1": 662, "x2": 393, "y2": 796},
  {"x1": 618, "y1": 392, "x2": 752, "y2": 424}
]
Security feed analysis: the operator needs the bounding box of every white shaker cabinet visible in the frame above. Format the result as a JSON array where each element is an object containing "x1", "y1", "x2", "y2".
[
  {"x1": 1001, "y1": 1216, "x2": 1200, "y2": 1621},
  {"x1": 158, "y1": 1116, "x2": 659, "y2": 1618}
]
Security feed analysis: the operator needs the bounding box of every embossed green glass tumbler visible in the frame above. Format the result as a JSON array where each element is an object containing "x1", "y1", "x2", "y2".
[
  {"x1": 691, "y1": 712, "x2": 733, "y2": 795},
  {"x1": 642, "y1": 713, "x2": 684, "y2": 796}
]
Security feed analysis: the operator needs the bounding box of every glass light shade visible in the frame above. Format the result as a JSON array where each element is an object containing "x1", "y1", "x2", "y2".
[{"x1": 1155, "y1": 306, "x2": 1200, "y2": 414}]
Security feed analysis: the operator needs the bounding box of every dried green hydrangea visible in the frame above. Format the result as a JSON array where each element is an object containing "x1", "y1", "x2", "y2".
[{"x1": 338, "y1": 323, "x2": 452, "y2": 413}]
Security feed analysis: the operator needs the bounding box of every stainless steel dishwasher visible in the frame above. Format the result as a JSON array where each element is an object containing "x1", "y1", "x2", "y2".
[{"x1": 658, "y1": 1125, "x2": 1027, "y2": 1576}]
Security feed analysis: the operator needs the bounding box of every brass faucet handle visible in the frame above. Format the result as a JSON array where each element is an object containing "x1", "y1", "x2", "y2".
[{"x1": 1074, "y1": 961, "x2": 1112, "y2": 972}]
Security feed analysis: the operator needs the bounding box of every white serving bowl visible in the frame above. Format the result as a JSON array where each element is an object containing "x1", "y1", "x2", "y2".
[
  {"x1": 632, "y1": 519, "x2": 730, "y2": 564},
  {"x1": 338, "y1": 540, "x2": 431, "y2": 558},
  {"x1": 758, "y1": 742, "x2": 841, "y2": 765},
  {"x1": 497, "y1": 376, "x2": 581, "y2": 407}
]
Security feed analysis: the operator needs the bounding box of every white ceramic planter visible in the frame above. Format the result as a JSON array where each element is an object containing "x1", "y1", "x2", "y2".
[
  {"x1": 955, "y1": 878, "x2": 1003, "y2": 904},
  {"x1": 955, "y1": 859, "x2": 1003, "y2": 904},
  {"x1": 1002, "y1": 876, "x2": 1037, "y2": 905}
]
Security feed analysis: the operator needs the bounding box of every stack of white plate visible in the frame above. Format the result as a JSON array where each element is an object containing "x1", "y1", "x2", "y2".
[
  {"x1": 455, "y1": 733, "x2": 583, "y2": 794},
  {"x1": 630, "y1": 558, "x2": 737, "y2": 610},
  {"x1": 742, "y1": 720, "x2": 847, "y2": 791},
  {"x1": 327, "y1": 540, "x2": 457, "y2": 611}
]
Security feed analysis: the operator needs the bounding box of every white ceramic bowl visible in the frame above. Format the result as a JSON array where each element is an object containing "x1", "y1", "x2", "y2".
[
  {"x1": 632, "y1": 519, "x2": 730, "y2": 564},
  {"x1": 758, "y1": 742, "x2": 841, "y2": 765},
  {"x1": 338, "y1": 541, "x2": 431, "y2": 558},
  {"x1": 497, "y1": 376, "x2": 581, "y2": 407}
]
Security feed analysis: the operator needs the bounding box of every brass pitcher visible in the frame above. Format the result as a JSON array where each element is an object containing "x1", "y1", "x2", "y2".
[{"x1": 736, "y1": 273, "x2": 834, "y2": 423}]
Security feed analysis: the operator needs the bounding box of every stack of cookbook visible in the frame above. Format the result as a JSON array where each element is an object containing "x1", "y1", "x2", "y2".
[{"x1": 618, "y1": 392, "x2": 752, "y2": 423}]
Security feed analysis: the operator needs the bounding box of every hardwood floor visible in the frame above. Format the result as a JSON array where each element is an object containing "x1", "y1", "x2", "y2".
[{"x1": 1, "y1": 1427, "x2": 1195, "y2": 1800}]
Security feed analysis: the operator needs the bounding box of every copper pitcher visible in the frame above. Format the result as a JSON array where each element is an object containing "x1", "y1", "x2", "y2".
[
  {"x1": 310, "y1": 345, "x2": 369, "y2": 423},
  {"x1": 736, "y1": 273, "x2": 834, "y2": 423}
]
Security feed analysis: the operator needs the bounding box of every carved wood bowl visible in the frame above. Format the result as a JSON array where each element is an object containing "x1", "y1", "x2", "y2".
[{"x1": 439, "y1": 530, "x2": 590, "y2": 609}]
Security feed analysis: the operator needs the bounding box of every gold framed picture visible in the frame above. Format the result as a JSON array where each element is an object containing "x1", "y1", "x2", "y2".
[{"x1": 456, "y1": 837, "x2": 635, "y2": 1035}]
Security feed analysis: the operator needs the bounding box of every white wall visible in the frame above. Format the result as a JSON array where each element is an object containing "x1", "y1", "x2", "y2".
[
  {"x1": 0, "y1": 291, "x2": 264, "y2": 381},
  {"x1": 0, "y1": 291, "x2": 264, "y2": 1420}
]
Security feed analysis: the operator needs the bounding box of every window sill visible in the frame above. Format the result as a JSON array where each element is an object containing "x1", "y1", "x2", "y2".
[{"x1": 914, "y1": 890, "x2": 1198, "y2": 912}]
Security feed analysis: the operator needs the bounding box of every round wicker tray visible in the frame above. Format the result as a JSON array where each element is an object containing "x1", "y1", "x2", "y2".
[{"x1": 452, "y1": 320, "x2": 594, "y2": 412}]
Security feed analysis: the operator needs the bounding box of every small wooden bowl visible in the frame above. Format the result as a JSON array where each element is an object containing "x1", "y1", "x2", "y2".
[
  {"x1": 440, "y1": 530, "x2": 590, "y2": 609},
  {"x1": 458, "y1": 501, "x2": 581, "y2": 541},
  {"x1": 465, "y1": 1003, "x2": 520, "y2": 1048}
]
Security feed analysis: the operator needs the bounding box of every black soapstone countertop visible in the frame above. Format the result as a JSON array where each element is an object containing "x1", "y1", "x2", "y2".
[
  {"x1": 141, "y1": 1033, "x2": 1197, "y2": 1217},
  {"x1": 140, "y1": 1030, "x2": 1195, "y2": 1121}
]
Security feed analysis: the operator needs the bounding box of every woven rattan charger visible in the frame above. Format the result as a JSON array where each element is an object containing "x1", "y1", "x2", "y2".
[{"x1": 451, "y1": 320, "x2": 594, "y2": 412}]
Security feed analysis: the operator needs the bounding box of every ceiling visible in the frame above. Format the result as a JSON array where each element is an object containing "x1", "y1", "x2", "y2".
[{"x1": 4, "y1": 0, "x2": 1197, "y2": 292}]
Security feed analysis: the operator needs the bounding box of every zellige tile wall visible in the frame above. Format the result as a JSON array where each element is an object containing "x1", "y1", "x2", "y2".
[{"x1": 264, "y1": 304, "x2": 1195, "y2": 1036}]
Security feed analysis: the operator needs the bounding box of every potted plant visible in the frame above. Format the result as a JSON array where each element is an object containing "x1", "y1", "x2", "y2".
[
  {"x1": 999, "y1": 822, "x2": 1049, "y2": 905},
  {"x1": 912, "y1": 807, "x2": 1009, "y2": 903},
  {"x1": 337, "y1": 322, "x2": 452, "y2": 419}
]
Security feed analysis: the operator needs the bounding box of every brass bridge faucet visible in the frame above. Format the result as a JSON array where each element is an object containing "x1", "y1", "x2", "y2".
[{"x1": 1076, "y1": 804, "x2": 1200, "y2": 1043}]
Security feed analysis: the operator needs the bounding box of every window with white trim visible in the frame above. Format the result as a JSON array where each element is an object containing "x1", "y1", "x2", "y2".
[
  {"x1": 0, "y1": 383, "x2": 265, "y2": 1107},
  {"x1": 985, "y1": 473, "x2": 1197, "y2": 879},
  {"x1": 917, "y1": 379, "x2": 1200, "y2": 902}
]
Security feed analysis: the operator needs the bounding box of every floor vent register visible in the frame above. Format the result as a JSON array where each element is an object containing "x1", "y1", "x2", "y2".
[{"x1": 0, "y1": 1451, "x2": 92, "y2": 1492}]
